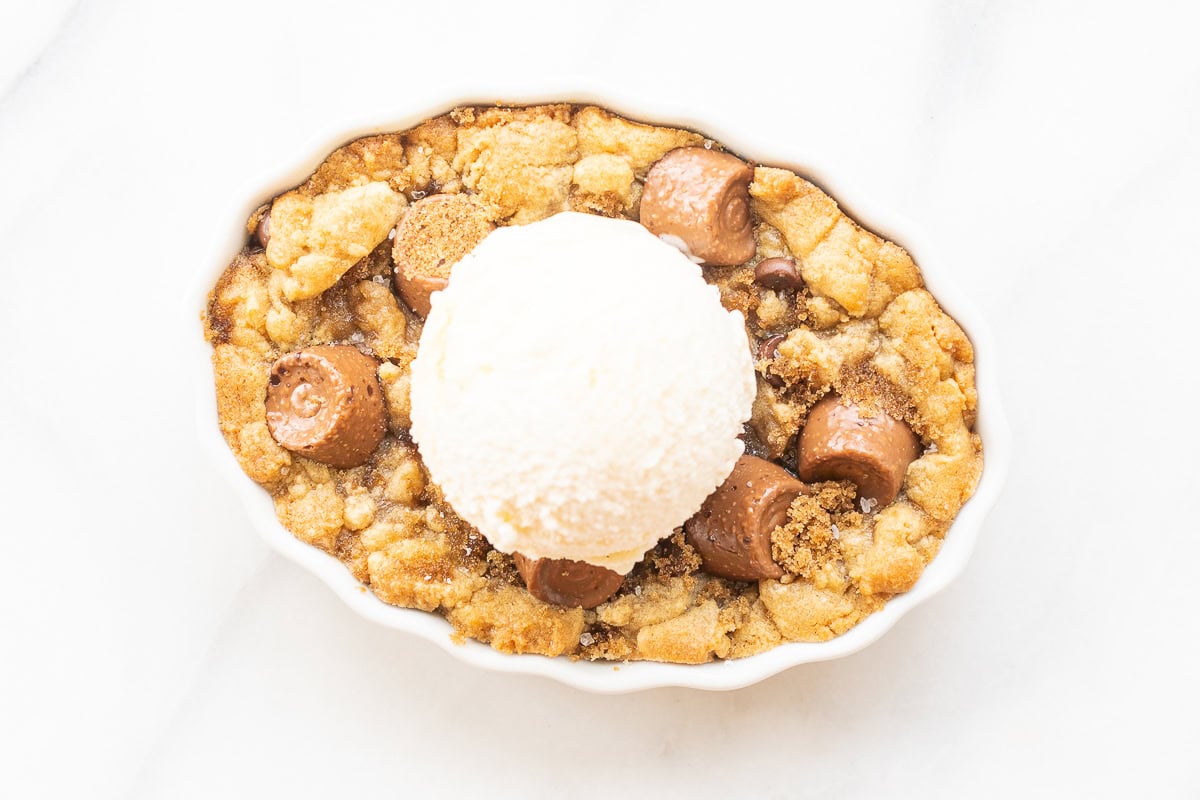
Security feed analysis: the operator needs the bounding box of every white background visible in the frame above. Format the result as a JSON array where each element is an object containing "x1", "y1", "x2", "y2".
[{"x1": 2, "y1": 1, "x2": 1198, "y2": 797}]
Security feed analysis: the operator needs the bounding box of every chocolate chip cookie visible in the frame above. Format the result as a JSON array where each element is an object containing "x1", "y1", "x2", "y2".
[{"x1": 204, "y1": 104, "x2": 983, "y2": 664}]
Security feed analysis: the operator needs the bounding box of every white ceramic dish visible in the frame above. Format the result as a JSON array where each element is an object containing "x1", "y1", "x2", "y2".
[{"x1": 191, "y1": 88, "x2": 1011, "y2": 693}]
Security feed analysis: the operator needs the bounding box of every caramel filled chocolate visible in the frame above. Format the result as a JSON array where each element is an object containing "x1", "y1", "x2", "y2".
[
  {"x1": 797, "y1": 395, "x2": 921, "y2": 506},
  {"x1": 639, "y1": 147, "x2": 756, "y2": 266},
  {"x1": 513, "y1": 553, "x2": 624, "y2": 609},
  {"x1": 265, "y1": 345, "x2": 386, "y2": 468},
  {"x1": 685, "y1": 455, "x2": 807, "y2": 581},
  {"x1": 392, "y1": 193, "x2": 494, "y2": 317}
]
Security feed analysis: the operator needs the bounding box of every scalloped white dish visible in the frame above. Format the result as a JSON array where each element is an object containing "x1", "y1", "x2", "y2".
[{"x1": 191, "y1": 88, "x2": 1010, "y2": 693}]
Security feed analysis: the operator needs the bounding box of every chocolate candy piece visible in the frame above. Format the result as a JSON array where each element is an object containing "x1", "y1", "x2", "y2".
[
  {"x1": 753, "y1": 256, "x2": 802, "y2": 291},
  {"x1": 639, "y1": 147, "x2": 756, "y2": 266},
  {"x1": 265, "y1": 345, "x2": 386, "y2": 468},
  {"x1": 797, "y1": 395, "x2": 921, "y2": 506},
  {"x1": 758, "y1": 333, "x2": 786, "y2": 389},
  {"x1": 254, "y1": 211, "x2": 271, "y2": 250},
  {"x1": 512, "y1": 553, "x2": 624, "y2": 609},
  {"x1": 684, "y1": 455, "x2": 807, "y2": 581},
  {"x1": 392, "y1": 193, "x2": 494, "y2": 317},
  {"x1": 758, "y1": 333, "x2": 786, "y2": 360}
]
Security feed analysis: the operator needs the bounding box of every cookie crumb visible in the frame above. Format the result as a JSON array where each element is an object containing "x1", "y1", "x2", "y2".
[{"x1": 771, "y1": 481, "x2": 859, "y2": 578}]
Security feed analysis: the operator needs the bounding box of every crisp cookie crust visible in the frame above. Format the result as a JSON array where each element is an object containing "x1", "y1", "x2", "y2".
[{"x1": 204, "y1": 104, "x2": 983, "y2": 664}]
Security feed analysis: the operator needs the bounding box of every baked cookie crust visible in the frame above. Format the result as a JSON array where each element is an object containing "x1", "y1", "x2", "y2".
[{"x1": 204, "y1": 104, "x2": 982, "y2": 664}]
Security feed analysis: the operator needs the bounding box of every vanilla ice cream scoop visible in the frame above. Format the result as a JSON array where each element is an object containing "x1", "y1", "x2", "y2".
[{"x1": 409, "y1": 212, "x2": 756, "y2": 574}]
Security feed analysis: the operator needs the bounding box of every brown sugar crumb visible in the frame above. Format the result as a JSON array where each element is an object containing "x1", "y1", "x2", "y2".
[
  {"x1": 483, "y1": 549, "x2": 520, "y2": 586},
  {"x1": 573, "y1": 623, "x2": 636, "y2": 662},
  {"x1": 695, "y1": 576, "x2": 741, "y2": 605},
  {"x1": 835, "y1": 360, "x2": 915, "y2": 424},
  {"x1": 205, "y1": 103, "x2": 983, "y2": 664},
  {"x1": 770, "y1": 481, "x2": 859, "y2": 577},
  {"x1": 629, "y1": 530, "x2": 703, "y2": 584}
]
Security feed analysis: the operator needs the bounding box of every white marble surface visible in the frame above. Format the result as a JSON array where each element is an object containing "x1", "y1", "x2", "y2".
[{"x1": 2, "y1": 1, "x2": 1198, "y2": 797}]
